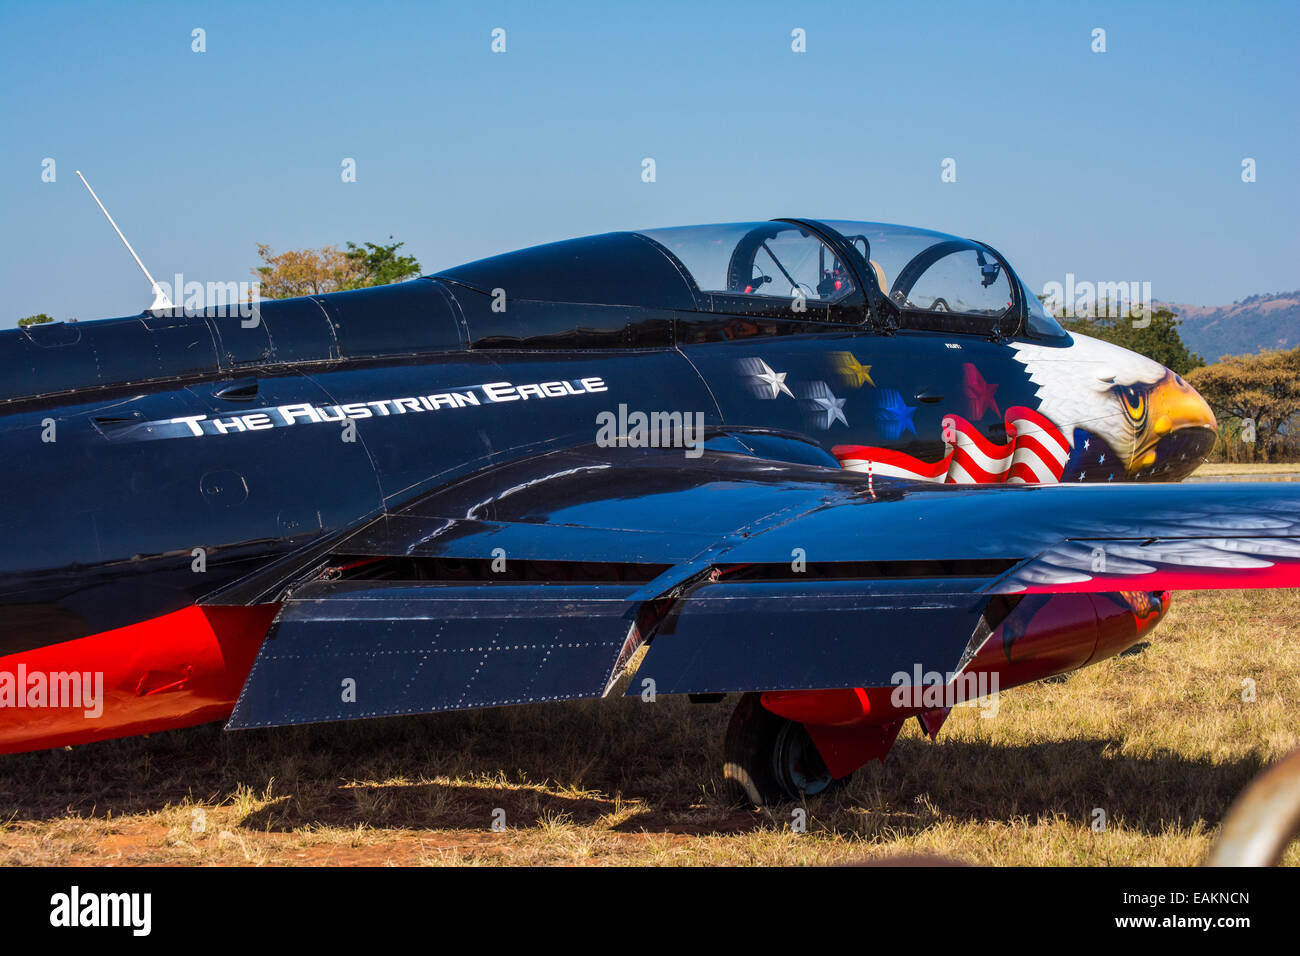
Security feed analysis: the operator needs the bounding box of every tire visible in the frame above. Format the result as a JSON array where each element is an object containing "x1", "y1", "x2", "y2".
[{"x1": 723, "y1": 692, "x2": 842, "y2": 807}]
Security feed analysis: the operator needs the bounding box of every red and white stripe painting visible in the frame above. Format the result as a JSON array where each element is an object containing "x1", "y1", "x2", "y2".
[{"x1": 834, "y1": 405, "x2": 1071, "y2": 485}]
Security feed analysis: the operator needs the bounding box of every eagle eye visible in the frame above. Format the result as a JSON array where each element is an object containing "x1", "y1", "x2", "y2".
[{"x1": 1118, "y1": 385, "x2": 1147, "y2": 423}]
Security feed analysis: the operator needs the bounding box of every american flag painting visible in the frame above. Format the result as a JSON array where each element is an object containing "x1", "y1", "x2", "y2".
[{"x1": 833, "y1": 405, "x2": 1071, "y2": 485}]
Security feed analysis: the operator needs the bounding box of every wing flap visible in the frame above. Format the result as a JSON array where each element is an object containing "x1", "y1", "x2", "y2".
[
  {"x1": 631, "y1": 581, "x2": 986, "y2": 696},
  {"x1": 227, "y1": 582, "x2": 640, "y2": 729}
]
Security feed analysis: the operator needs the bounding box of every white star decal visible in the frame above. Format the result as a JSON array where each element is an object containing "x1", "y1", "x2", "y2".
[
  {"x1": 812, "y1": 389, "x2": 848, "y2": 428},
  {"x1": 753, "y1": 359, "x2": 793, "y2": 399}
]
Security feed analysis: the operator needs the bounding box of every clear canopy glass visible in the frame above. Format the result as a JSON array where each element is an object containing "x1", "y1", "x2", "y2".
[
  {"x1": 638, "y1": 222, "x2": 856, "y2": 304},
  {"x1": 820, "y1": 221, "x2": 1012, "y2": 317}
]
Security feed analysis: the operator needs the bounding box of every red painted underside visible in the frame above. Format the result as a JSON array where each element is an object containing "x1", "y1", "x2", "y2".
[
  {"x1": 762, "y1": 590, "x2": 1171, "y2": 780},
  {"x1": 804, "y1": 720, "x2": 905, "y2": 780},
  {"x1": 0, "y1": 604, "x2": 278, "y2": 755}
]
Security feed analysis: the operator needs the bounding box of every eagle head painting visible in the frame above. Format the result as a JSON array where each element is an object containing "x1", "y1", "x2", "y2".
[{"x1": 1011, "y1": 334, "x2": 1217, "y2": 482}]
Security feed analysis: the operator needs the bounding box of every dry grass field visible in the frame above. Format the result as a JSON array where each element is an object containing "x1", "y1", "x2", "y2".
[
  {"x1": 1, "y1": 586, "x2": 1296, "y2": 867},
  {"x1": 1195, "y1": 462, "x2": 1300, "y2": 476}
]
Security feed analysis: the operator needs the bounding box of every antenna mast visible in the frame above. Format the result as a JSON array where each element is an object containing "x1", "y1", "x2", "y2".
[{"x1": 75, "y1": 170, "x2": 174, "y2": 312}]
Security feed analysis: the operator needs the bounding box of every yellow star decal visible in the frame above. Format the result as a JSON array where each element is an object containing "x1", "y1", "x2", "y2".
[{"x1": 832, "y1": 351, "x2": 875, "y2": 388}]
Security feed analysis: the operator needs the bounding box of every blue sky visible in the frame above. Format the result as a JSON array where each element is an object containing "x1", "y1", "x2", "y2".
[{"x1": 2, "y1": 0, "x2": 1296, "y2": 325}]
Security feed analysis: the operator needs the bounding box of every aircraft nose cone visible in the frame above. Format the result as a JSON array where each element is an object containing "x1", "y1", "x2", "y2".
[
  {"x1": 1130, "y1": 370, "x2": 1217, "y2": 475},
  {"x1": 1159, "y1": 371, "x2": 1216, "y2": 431}
]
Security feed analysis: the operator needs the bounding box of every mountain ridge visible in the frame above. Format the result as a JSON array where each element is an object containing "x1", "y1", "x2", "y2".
[{"x1": 1154, "y1": 291, "x2": 1300, "y2": 362}]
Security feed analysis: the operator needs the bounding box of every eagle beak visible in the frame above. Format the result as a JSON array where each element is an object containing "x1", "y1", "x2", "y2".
[{"x1": 1129, "y1": 370, "x2": 1218, "y2": 474}]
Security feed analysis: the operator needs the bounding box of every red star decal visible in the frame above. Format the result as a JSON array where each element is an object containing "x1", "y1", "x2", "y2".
[{"x1": 963, "y1": 363, "x2": 1000, "y2": 419}]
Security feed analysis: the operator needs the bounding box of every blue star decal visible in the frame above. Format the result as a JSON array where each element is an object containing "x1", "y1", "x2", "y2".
[{"x1": 873, "y1": 389, "x2": 917, "y2": 440}]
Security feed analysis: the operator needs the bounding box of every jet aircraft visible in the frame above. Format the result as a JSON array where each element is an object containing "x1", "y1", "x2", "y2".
[{"x1": 3, "y1": 218, "x2": 1297, "y2": 804}]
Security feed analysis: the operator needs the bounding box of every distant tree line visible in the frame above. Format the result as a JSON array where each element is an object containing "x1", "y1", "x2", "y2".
[
  {"x1": 12, "y1": 237, "x2": 421, "y2": 327},
  {"x1": 253, "y1": 238, "x2": 421, "y2": 299},
  {"x1": 1188, "y1": 348, "x2": 1300, "y2": 463}
]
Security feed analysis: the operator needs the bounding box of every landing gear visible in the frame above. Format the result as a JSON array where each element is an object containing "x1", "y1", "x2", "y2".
[{"x1": 723, "y1": 692, "x2": 845, "y2": 806}]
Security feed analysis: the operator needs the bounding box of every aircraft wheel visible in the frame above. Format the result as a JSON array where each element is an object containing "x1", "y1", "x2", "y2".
[{"x1": 723, "y1": 692, "x2": 843, "y2": 806}]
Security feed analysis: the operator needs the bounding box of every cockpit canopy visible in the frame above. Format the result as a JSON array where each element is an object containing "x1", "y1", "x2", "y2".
[
  {"x1": 434, "y1": 219, "x2": 1066, "y2": 340},
  {"x1": 817, "y1": 221, "x2": 1010, "y2": 317},
  {"x1": 638, "y1": 222, "x2": 857, "y2": 306}
]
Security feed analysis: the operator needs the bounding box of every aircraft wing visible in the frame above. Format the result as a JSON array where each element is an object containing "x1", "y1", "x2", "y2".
[{"x1": 225, "y1": 436, "x2": 1300, "y2": 730}]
